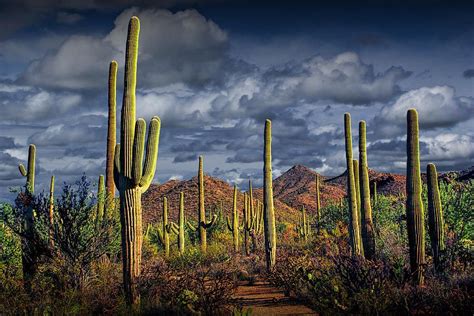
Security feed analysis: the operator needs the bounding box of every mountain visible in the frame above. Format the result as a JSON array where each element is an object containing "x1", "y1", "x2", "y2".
[{"x1": 142, "y1": 175, "x2": 300, "y2": 226}]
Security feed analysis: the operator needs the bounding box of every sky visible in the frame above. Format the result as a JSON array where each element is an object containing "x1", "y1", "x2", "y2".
[{"x1": 0, "y1": 0, "x2": 473, "y2": 200}]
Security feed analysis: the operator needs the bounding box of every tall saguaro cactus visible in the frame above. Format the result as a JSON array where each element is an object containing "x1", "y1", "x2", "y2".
[
  {"x1": 106, "y1": 60, "x2": 117, "y2": 199},
  {"x1": 226, "y1": 185, "x2": 240, "y2": 252},
  {"x1": 263, "y1": 119, "x2": 276, "y2": 271},
  {"x1": 49, "y1": 175, "x2": 55, "y2": 247},
  {"x1": 315, "y1": 174, "x2": 321, "y2": 231},
  {"x1": 19, "y1": 144, "x2": 36, "y2": 290},
  {"x1": 344, "y1": 113, "x2": 363, "y2": 256},
  {"x1": 177, "y1": 192, "x2": 186, "y2": 254},
  {"x1": 406, "y1": 108, "x2": 425, "y2": 286},
  {"x1": 359, "y1": 121, "x2": 375, "y2": 259},
  {"x1": 353, "y1": 159, "x2": 361, "y2": 213},
  {"x1": 427, "y1": 163, "x2": 445, "y2": 272},
  {"x1": 113, "y1": 16, "x2": 161, "y2": 306},
  {"x1": 196, "y1": 155, "x2": 216, "y2": 253}
]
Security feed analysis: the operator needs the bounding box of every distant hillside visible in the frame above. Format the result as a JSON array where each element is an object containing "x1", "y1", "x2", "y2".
[{"x1": 142, "y1": 175, "x2": 300, "y2": 226}]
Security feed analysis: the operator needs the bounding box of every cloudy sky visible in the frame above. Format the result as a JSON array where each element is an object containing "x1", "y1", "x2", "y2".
[{"x1": 0, "y1": 0, "x2": 473, "y2": 200}]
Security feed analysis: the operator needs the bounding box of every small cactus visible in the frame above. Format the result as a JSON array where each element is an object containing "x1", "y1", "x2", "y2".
[
  {"x1": 48, "y1": 175, "x2": 55, "y2": 247},
  {"x1": 344, "y1": 113, "x2": 363, "y2": 256},
  {"x1": 263, "y1": 119, "x2": 276, "y2": 271},
  {"x1": 406, "y1": 108, "x2": 425, "y2": 286},
  {"x1": 315, "y1": 174, "x2": 321, "y2": 232},
  {"x1": 427, "y1": 163, "x2": 445, "y2": 272},
  {"x1": 226, "y1": 185, "x2": 240, "y2": 252},
  {"x1": 296, "y1": 206, "x2": 310, "y2": 242},
  {"x1": 359, "y1": 121, "x2": 375, "y2": 260}
]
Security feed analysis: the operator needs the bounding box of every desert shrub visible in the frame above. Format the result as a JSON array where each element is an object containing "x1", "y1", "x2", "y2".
[
  {"x1": 141, "y1": 257, "x2": 239, "y2": 315},
  {"x1": 0, "y1": 218, "x2": 22, "y2": 279},
  {"x1": 319, "y1": 200, "x2": 348, "y2": 232}
]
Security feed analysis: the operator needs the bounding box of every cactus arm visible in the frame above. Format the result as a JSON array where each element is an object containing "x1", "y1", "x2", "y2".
[
  {"x1": 19, "y1": 164, "x2": 27, "y2": 177},
  {"x1": 113, "y1": 144, "x2": 121, "y2": 190},
  {"x1": 132, "y1": 119, "x2": 146, "y2": 186},
  {"x1": 227, "y1": 216, "x2": 234, "y2": 231},
  {"x1": 186, "y1": 221, "x2": 197, "y2": 232},
  {"x1": 139, "y1": 116, "x2": 161, "y2": 191},
  {"x1": 201, "y1": 214, "x2": 217, "y2": 229}
]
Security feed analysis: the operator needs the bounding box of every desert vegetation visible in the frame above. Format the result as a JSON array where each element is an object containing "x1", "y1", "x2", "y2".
[{"x1": 0, "y1": 16, "x2": 472, "y2": 315}]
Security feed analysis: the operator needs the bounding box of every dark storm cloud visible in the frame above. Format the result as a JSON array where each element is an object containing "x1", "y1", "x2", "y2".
[
  {"x1": 173, "y1": 153, "x2": 198, "y2": 163},
  {"x1": 463, "y1": 69, "x2": 474, "y2": 79},
  {"x1": 0, "y1": 136, "x2": 17, "y2": 149}
]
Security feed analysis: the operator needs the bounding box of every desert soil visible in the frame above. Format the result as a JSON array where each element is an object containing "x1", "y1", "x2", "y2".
[{"x1": 233, "y1": 280, "x2": 317, "y2": 315}]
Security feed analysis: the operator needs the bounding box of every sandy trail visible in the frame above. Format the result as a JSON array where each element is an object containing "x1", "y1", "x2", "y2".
[{"x1": 233, "y1": 281, "x2": 317, "y2": 315}]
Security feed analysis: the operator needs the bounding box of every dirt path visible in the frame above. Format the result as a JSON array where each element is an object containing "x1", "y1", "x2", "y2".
[{"x1": 233, "y1": 281, "x2": 317, "y2": 315}]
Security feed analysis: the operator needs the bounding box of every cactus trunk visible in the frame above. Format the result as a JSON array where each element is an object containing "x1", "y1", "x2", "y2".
[
  {"x1": 315, "y1": 174, "x2": 321, "y2": 232},
  {"x1": 359, "y1": 121, "x2": 375, "y2": 259},
  {"x1": 406, "y1": 109, "x2": 425, "y2": 286},
  {"x1": 97, "y1": 175, "x2": 105, "y2": 223},
  {"x1": 162, "y1": 197, "x2": 170, "y2": 257},
  {"x1": 178, "y1": 192, "x2": 185, "y2": 254},
  {"x1": 226, "y1": 185, "x2": 240, "y2": 252},
  {"x1": 344, "y1": 113, "x2": 363, "y2": 256},
  {"x1": 49, "y1": 175, "x2": 55, "y2": 248},
  {"x1": 427, "y1": 163, "x2": 445, "y2": 272},
  {"x1": 196, "y1": 156, "x2": 216, "y2": 253},
  {"x1": 113, "y1": 16, "x2": 161, "y2": 307},
  {"x1": 106, "y1": 61, "x2": 117, "y2": 199},
  {"x1": 263, "y1": 119, "x2": 276, "y2": 271},
  {"x1": 353, "y1": 159, "x2": 361, "y2": 215}
]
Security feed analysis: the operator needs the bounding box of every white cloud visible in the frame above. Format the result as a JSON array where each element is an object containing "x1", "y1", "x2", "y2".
[
  {"x1": 375, "y1": 86, "x2": 474, "y2": 136},
  {"x1": 422, "y1": 133, "x2": 474, "y2": 161}
]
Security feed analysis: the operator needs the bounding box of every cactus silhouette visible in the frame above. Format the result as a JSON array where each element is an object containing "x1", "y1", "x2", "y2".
[
  {"x1": 359, "y1": 121, "x2": 375, "y2": 259},
  {"x1": 344, "y1": 113, "x2": 363, "y2": 256},
  {"x1": 226, "y1": 185, "x2": 240, "y2": 252},
  {"x1": 106, "y1": 61, "x2": 117, "y2": 199},
  {"x1": 406, "y1": 108, "x2": 425, "y2": 286},
  {"x1": 263, "y1": 119, "x2": 276, "y2": 271},
  {"x1": 113, "y1": 16, "x2": 161, "y2": 306},
  {"x1": 427, "y1": 163, "x2": 445, "y2": 272}
]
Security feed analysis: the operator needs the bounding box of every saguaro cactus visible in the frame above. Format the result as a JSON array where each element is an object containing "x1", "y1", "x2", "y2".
[
  {"x1": 113, "y1": 16, "x2": 161, "y2": 306},
  {"x1": 18, "y1": 144, "x2": 36, "y2": 290},
  {"x1": 406, "y1": 108, "x2": 425, "y2": 286},
  {"x1": 263, "y1": 119, "x2": 276, "y2": 271},
  {"x1": 315, "y1": 174, "x2": 321, "y2": 231},
  {"x1": 344, "y1": 113, "x2": 363, "y2": 256},
  {"x1": 49, "y1": 175, "x2": 55, "y2": 247},
  {"x1": 353, "y1": 159, "x2": 361, "y2": 213},
  {"x1": 359, "y1": 121, "x2": 375, "y2": 259},
  {"x1": 106, "y1": 61, "x2": 117, "y2": 199},
  {"x1": 297, "y1": 206, "x2": 310, "y2": 242},
  {"x1": 427, "y1": 163, "x2": 445, "y2": 272},
  {"x1": 157, "y1": 197, "x2": 170, "y2": 257},
  {"x1": 19, "y1": 144, "x2": 36, "y2": 194},
  {"x1": 177, "y1": 192, "x2": 186, "y2": 254},
  {"x1": 243, "y1": 193, "x2": 252, "y2": 255},
  {"x1": 97, "y1": 175, "x2": 105, "y2": 223},
  {"x1": 226, "y1": 185, "x2": 240, "y2": 252},
  {"x1": 196, "y1": 156, "x2": 217, "y2": 253}
]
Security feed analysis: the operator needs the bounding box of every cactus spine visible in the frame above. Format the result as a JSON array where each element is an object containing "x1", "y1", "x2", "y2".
[
  {"x1": 406, "y1": 109, "x2": 425, "y2": 286},
  {"x1": 113, "y1": 16, "x2": 161, "y2": 306},
  {"x1": 427, "y1": 163, "x2": 445, "y2": 272},
  {"x1": 226, "y1": 185, "x2": 240, "y2": 252},
  {"x1": 359, "y1": 121, "x2": 375, "y2": 259},
  {"x1": 344, "y1": 113, "x2": 363, "y2": 256},
  {"x1": 197, "y1": 156, "x2": 216, "y2": 253},
  {"x1": 106, "y1": 61, "x2": 117, "y2": 199},
  {"x1": 315, "y1": 174, "x2": 321, "y2": 232},
  {"x1": 263, "y1": 119, "x2": 276, "y2": 271}
]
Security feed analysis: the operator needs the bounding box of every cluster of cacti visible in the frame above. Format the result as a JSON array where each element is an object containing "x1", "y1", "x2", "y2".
[
  {"x1": 263, "y1": 119, "x2": 276, "y2": 271},
  {"x1": 112, "y1": 16, "x2": 162, "y2": 306},
  {"x1": 359, "y1": 121, "x2": 375, "y2": 260},
  {"x1": 296, "y1": 206, "x2": 310, "y2": 242},
  {"x1": 405, "y1": 108, "x2": 425, "y2": 286},
  {"x1": 344, "y1": 113, "x2": 363, "y2": 256},
  {"x1": 427, "y1": 163, "x2": 445, "y2": 272},
  {"x1": 187, "y1": 156, "x2": 217, "y2": 253}
]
